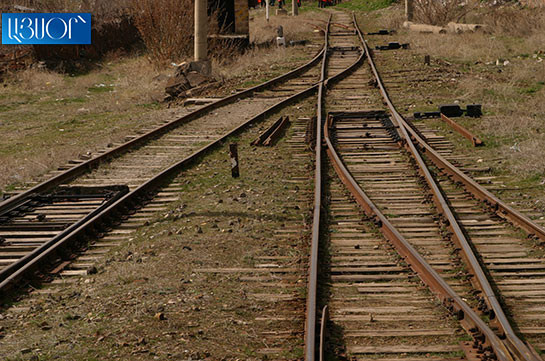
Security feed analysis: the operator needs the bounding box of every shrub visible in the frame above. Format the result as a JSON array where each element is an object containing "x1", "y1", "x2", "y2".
[
  {"x1": 130, "y1": 0, "x2": 194, "y2": 66},
  {"x1": 412, "y1": 0, "x2": 481, "y2": 25}
]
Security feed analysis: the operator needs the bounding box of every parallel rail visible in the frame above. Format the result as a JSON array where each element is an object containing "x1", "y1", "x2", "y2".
[
  {"x1": 0, "y1": 40, "x2": 326, "y2": 217},
  {"x1": 305, "y1": 10, "x2": 545, "y2": 361},
  {"x1": 305, "y1": 13, "x2": 369, "y2": 361}
]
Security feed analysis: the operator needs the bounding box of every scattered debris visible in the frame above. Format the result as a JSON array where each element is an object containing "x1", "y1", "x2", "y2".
[
  {"x1": 414, "y1": 104, "x2": 482, "y2": 119},
  {"x1": 251, "y1": 116, "x2": 291, "y2": 146},
  {"x1": 367, "y1": 29, "x2": 395, "y2": 35},
  {"x1": 510, "y1": 143, "x2": 521, "y2": 152},
  {"x1": 375, "y1": 42, "x2": 410, "y2": 51},
  {"x1": 165, "y1": 61, "x2": 215, "y2": 99}
]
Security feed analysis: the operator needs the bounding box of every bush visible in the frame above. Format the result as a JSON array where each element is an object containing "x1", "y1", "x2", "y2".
[
  {"x1": 413, "y1": 0, "x2": 478, "y2": 25},
  {"x1": 131, "y1": 0, "x2": 194, "y2": 66}
]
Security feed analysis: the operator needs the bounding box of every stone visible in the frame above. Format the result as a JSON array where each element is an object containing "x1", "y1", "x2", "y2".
[
  {"x1": 185, "y1": 71, "x2": 209, "y2": 88},
  {"x1": 154, "y1": 312, "x2": 165, "y2": 320}
]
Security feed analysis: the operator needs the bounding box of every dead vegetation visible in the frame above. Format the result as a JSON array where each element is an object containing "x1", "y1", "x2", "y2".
[
  {"x1": 0, "y1": 100, "x2": 313, "y2": 360},
  {"x1": 0, "y1": 57, "x2": 170, "y2": 191},
  {"x1": 0, "y1": 8, "x2": 323, "y2": 194},
  {"x1": 413, "y1": 0, "x2": 479, "y2": 25},
  {"x1": 130, "y1": 0, "x2": 193, "y2": 66},
  {"x1": 363, "y1": 2, "x2": 545, "y2": 182},
  {"x1": 211, "y1": 9, "x2": 325, "y2": 79},
  {"x1": 250, "y1": 9, "x2": 322, "y2": 43}
]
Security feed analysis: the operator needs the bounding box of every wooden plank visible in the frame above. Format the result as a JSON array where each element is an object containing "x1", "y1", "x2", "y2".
[{"x1": 348, "y1": 345, "x2": 460, "y2": 354}]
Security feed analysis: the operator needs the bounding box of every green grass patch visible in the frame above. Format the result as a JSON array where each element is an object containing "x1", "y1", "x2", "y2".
[
  {"x1": 87, "y1": 85, "x2": 114, "y2": 93},
  {"x1": 241, "y1": 79, "x2": 262, "y2": 88},
  {"x1": 289, "y1": 0, "x2": 320, "y2": 13},
  {"x1": 138, "y1": 102, "x2": 162, "y2": 110},
  {"x1": 40, "y1": 97, "x2": 88, "y2": 106},
  {"x1": 519, "y1": 81, "x2": 545, "y2": 95},
  {"x1": 337, "y1": 0, "x2": 394, "y2": 12}
]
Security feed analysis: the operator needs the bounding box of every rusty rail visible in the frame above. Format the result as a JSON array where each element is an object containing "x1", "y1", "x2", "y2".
[
  {"x1": 324, "y1": 113, "x2": 513, "y2": 361},
  {"x1": 251, "y1": 116, "x2": 285, "y2": 146},
  {"x1": 262, "y1": 116, "x2": 290, "y2": 146},
  {"x1": 305, "y1": 12, "x2": 368, "y2": 360},
  {"x1": 305, "y1": 14, "x2": 330, "y2": 361},
  {"x1": 440, "y1": 113, "x2": 483, "y2": 146},
  {"x1": 406, "y1": 121, "x2": 545, "y2": 243},
  {"x1": 355, "y1": 16, "x2": 543, "y2": 361},
  {"x1": 0, "y1": 83, "x2": 322, "y2": 297},
  {"x1": 319, "y1": 305, "x2": 329, "y2": 361}
]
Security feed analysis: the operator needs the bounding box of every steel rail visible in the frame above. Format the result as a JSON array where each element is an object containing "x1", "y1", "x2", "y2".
[
  {"x1": 305, "y1": 13, "x2": 369, "y2": 360},
  {"x1": 305, "y1": 14, "x2": 330, "y2": 361},
  {"x1": 440, "y1": 113, "x2": 483, "y2": 147},
  {"x1": 0, "y1": 41, "x2": 327, "y2": 217},
  {"x1": 0, "y1": 71, "x2": 326, "y2": 299},
  {"x1": 355, "y1": 17, "x2": 542, "y2": 361},
  {"x1": 0, "y1": 186, "x2": 129, "y2": 285},
  {"x1": 405, "y1": 116, "x2": 541, "y2": 361},
  {"x1": 319, "y1": 305, "x2": 329, "y2": 361},
  {"x1": 405, "y1": 123, "x2": 545, "y2": 241},
  {"x1": 324, "y1": 113, "x2": 512, "y2": 361}
]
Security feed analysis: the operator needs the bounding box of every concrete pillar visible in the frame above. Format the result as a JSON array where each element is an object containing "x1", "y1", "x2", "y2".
[
  {"x1": 292, "y1": 0, "x2": 298, "y2": 15},
  {"x1": 405, "y1": 0, "x2": 414, "y2": 21},
  {"x1": 194, "y1": 0, "x2": 207, "y2": 61}
]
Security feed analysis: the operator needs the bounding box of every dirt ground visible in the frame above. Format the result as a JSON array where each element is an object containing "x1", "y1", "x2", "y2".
[{"x1": 0, "y1": 98, "x2": 316, "y2": 360}]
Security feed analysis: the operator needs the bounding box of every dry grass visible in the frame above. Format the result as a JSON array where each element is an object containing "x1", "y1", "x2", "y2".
[
  {"x1": 0, "y1": 101, "x2": 314, "y2": 360},
  {"x1": 250, "y1": 8, "x2": 326, "y2": 43},
  {"x1": 0, "y1": 0, "x2": 131, "y2": 23},
  {"x1": 211, "y1": 9, "x2": 326, "y2": 80},
  {"x1": 0, "y1": 56, "x2": 170, "y2": 191},
  {"x1": 470, "y1": 5, "x2": 545, "y2": 37},
  {"x1": 0, "y1": 9, "x2": 325, "y2": 194},
  {"x1": 361, "y1": 3, "x2": 545, "y2": 181}
]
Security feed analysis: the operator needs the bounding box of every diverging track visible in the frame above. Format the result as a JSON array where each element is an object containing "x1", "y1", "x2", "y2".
[{"x1": 306, "y1": 9, "x2": 545, "y2": 361}]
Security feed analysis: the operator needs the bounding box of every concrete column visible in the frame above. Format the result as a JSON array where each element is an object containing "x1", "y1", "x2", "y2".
[
  {"x1": 194, "y1": 0, "x2": 207, "y2": 61},
  {"x1": 292, "y1": 0, "x2": 298, "y2": 15},
  {"x1": 405, "y1": 0, "x2": 414, "y2": 21}
]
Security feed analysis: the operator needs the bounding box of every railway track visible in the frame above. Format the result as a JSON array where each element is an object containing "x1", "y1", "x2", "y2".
[
  {"x1": 305, "y1": 10, "x2": 545, "y2": 361},
  {"x1": 2, "y1": 7, "x2": 545, "y2": 361},
  {"x1": 0, "y1": 25, "x2": 329, "y2": 298}
]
